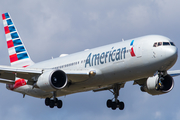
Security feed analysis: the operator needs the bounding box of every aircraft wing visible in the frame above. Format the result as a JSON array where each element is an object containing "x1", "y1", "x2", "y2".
[
  {"x1": 133, "y1": 70, "x2": 180, "y2": 86},
  {"x1": 0, "y1": 65, "x2": 42, "y2": 84},
  {"x1": 167, "y1": 70, "x2": 180, "y2": 77},
  {"x1": 0, "y1": 65, "x2": 95, "y2": 84}
]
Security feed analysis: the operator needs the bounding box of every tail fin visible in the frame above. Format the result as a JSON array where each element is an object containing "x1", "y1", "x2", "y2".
[{"x1": 2, "y1": 13, "x2": 34, "y2": 67}]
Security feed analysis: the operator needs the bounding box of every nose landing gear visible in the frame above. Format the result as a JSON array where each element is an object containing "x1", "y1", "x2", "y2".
[{"x1": 156, "y1": 71, "x2": 167, "y2": 90}]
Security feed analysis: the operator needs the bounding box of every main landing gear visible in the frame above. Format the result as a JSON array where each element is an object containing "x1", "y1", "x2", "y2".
[
  {"x1": 156, "y1": 71, "x2": 166, "y2": 90},
  {"x1": 45, "y1": 91, "x2": 63, "y2": 108},
  {"x1": 106, "y1": 84, "x2": 124, "y2": 110}
]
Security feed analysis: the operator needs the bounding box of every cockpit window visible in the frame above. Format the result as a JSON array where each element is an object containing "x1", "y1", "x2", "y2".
[
  {"x1": 170, "y1": 42, "x2": 175, "y2": 46},
  {"x1": 158, "y1": 42, "x2": 162, "y2": 46},
  {"x1": 163, "y1": 42, "x2": 170, "y2": 46},
  {"x1": 153, "y1": 42, "x2": 157, "y2": 47},
  {"x1": 153, "y1": 42, "x2": 175, "y2": 47}
]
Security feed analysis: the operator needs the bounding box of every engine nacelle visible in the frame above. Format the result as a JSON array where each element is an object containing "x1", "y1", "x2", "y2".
[
  {"x1": 36, "y1": 70, "x2": 68, "y2": 92},
  {"x1": 141, "y1": 74, "x2": 174, "y2": 95}
]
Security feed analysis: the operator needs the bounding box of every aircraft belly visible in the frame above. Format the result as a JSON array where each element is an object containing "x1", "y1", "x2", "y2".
[
  {"x1": 62, "y1": 75, "x2": 104, "y2": 91},
  {"x1": 14, "y1": 85, "x2": 52, "y2": 98}
]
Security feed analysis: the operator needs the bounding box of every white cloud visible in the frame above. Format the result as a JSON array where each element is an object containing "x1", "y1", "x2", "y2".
[
  {"x1": 175, "y1": 110, "x2": 180, "y2": 120},
  {"x1": 155, "y1": 111, "x2": 162, "y2": 119},
  {"x1": 126, "y1": 5, "x2": 151, "y2": 28},
  {"x1": 84, "y1": 12, "x2": 99, "y2": 21}
]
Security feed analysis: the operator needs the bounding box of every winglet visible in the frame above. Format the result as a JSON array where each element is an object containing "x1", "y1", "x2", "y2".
[{"x1": 2, "y1": 13, "x2": 34, "y2": 67}]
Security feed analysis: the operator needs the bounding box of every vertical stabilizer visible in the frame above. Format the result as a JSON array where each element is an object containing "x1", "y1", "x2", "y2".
[{"x1": 2, "y1": 13, "x2": 34, "y2": 67}]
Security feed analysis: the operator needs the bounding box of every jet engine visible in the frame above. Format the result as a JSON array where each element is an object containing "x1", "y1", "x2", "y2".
[
  {"x1": 36, "y1": 70, "x2": 68, "y2": 92},
  {"x1": 141, "y1": 74, "x2": 174, "y2": 95}
]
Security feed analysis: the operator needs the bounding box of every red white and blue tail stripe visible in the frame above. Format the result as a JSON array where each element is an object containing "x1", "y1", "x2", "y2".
[{"x1": 2, "y1": 13, "x2": 34, "y2": 67}]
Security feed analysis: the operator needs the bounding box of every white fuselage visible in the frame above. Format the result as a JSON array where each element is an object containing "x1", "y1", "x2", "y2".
[{"x1": 11, "y1": 35, "x2": 178, "y2": 98}]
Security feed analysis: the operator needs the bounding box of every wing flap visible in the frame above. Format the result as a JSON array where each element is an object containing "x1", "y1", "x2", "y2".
[
  {"x1": 0, "y1": 78, "x2": 15, "y2": 84},
  {"x1": 0, "y1": 71, "x2": 15, "y2": 80}
]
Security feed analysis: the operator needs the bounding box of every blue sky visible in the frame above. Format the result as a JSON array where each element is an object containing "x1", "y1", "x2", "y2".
[{"x1": 0, "y1": 0, "x2": 180, "y2": 120}]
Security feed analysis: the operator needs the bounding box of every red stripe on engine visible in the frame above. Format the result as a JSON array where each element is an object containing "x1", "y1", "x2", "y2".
[
  {"x1": 7, "y1": 40, "x2": 14, "y2": 48},
  {"x1": 13, "y1": 79, "x2": 27, "y2": 89},
  {"x1": 2, "y1": 14, "x2": 5, "y2": 20},
  {"x1": 9, "y1": 54, "x2": 18, "y2": 63},
  {"x1": 4, "y1": 26, "x2": 10, "y2": 34}
]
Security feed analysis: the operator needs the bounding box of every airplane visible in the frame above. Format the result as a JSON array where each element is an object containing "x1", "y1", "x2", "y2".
[{"x1": 0, "y1": 12, "x2": 180, "y2": 110}]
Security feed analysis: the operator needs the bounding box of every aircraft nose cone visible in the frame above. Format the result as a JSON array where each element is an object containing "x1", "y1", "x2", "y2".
[{"x1": 164, "y1": 46, "x2": 178, "y2": 63}]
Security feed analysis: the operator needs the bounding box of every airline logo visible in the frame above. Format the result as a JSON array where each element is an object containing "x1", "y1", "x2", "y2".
[
  {"x1": 85, "y1": 47, "x2": 127, "y2": 68},
  {"x1": 130, "y1": 40, "x2": 136, "y2": 57},
  {"x1": 2, "y1": 13, "x2": 29, "y2": 64},
  {"x1": 85, "y1": 40, "x2": 137, "y2": 67}
]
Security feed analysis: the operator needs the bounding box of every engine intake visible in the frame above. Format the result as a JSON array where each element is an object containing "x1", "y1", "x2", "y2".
[
  {"x1": 36, "y1": 70, "x2": 68, "y2": 92},
  {"x1": 141, "y1": 74, "x2": 174, "y2": 95}
]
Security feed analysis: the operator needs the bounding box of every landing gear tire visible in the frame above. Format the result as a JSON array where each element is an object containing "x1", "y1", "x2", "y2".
[
  {"x1": 107, "y1": 99, "x2": 112, "y2": 108},
  {"x1": 45, "y1": 98, "x2": 50, "y2": 106},
  {"x1": 46, "y1": 98, "x2": 63, "y2": 109},
  {"x1": 49, "y1": 100, "x2": 55, "y2": 108},
  {"x1": 119, "y1": 102, "x2": 124, "y2": 110},
  {"x1": 57, "y1": 100, "x2": 63, "y2": 108},
  {"x1": 111, "y1": 102, "x2": 117, "y2": 110}
]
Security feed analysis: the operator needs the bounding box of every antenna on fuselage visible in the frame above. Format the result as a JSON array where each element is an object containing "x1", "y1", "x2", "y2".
[{"x1": 122, "y1": 38, "x2": 124, "y2": 42}]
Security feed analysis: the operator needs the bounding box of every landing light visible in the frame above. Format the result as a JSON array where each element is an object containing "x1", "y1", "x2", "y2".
[{"x1": 89, "y1": 70, "x2": 96, "y2": 77}]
